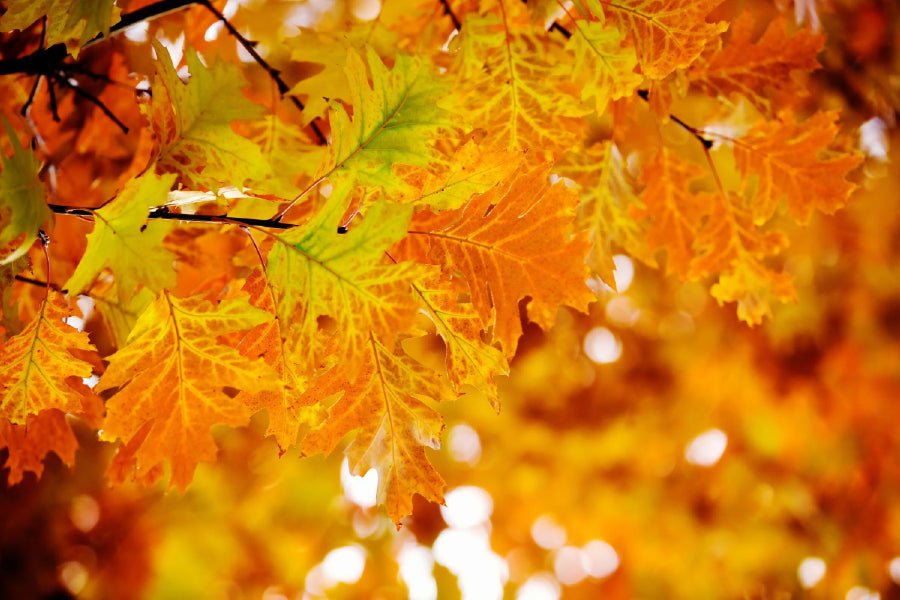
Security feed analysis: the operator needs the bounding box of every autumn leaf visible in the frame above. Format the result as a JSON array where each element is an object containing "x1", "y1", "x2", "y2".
[
  {"x1": 226, "y1": 269, "x2": 315, "y2": 452},
  {"x1": 599, "y1": 0, "x2": 727, "y2": 79},
  {"x1": 301, "y1": 335, "x2": 453, "y2": 524},
  {"x1": 561, "y1": 19, "x2": 643, "y2": 114},
  {"x1": 266, "y1": 185, "x2": 427, "y2": 371},
  {"x1": 97, "y1": 292, "x2": 278, "y2": 490},
  {"x1": 558, "y1": 141, "x2": 656, "y2": 287},
  {"x1": 0, "y1": 0, "x2": 120, "y2": 53},
  {"x1": 730, "y1": 111, "x2": 863, "y2": 224},
  {"x1": 452, "y1": 0, "x2": 586, "y2": 156},
  {"x1": 323, "y1": 47, "x2": 451, "y2": 191},
  {"x1": 413, "y1": 274, "x2": 509, "y2": 409},
  {"x1": 631, "y1": 148, "x2": 713, "y2": 279},
  {"x1": 0, "y1": 409, "x2": 77, "y2": 484},
  {"x1": 0, "y1": 118, "x2": 50, "y2": 266},
  {"x1": 64, "y1": 172, "x2": 177, "y2": 302},
  {"x1": 393, "y1": 140, "x2": 523, "y2": 210},
  {"x1": 690, "y1": 194, "x2": 795, "y2": 324},
  {"x1": 0, "y1": 289, "x2": 97, "y2": 425},
  {"x1": 688, "y1": 15, "x2": 824, "y2": 115},
  {"x1": 403, "y1": 162, "x2": 594, "y2": 355},
  {"x1": 145, "y1": 39, "x2": 271, "y2": 191}
]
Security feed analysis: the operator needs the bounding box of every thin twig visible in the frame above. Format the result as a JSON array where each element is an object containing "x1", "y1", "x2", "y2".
[
  {"x1": 438, "y1": 0, "x2": 462, "y2": 31},
  {"x1": 49, "y1": 203, "x2": 296, "y2": 230},
  {"x1": 197, "y1": 0, "x2": 328, "y2": 145},
  {"x1": 54, "y1": 75, "x2": 129, "y2": 133}
]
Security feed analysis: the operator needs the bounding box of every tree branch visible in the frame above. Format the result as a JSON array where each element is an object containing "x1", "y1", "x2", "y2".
[
  {"x1": 438, "y1": 0, "x2": 462, "y2": 31},
  {"x1": 48, "y1": 203, "x2": 296, "y2": 230}
]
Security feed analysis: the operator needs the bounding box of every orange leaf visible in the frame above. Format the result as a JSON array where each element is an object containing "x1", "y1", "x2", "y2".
[
  {"x1": 98, "y1": 292, "x2": 279, "y2": 490},
  {"x1": 404, "y1": 163, "x2": 593, "y2": 355},
  {"x1": 732, "y1": 111, "x2": 863, "y2": 224},
  {"x1": 688, "y1": 15, "x2": 824, "y2": 115},
  {"x1": 301, "y1": 336, "x2": 453, "y2": 524},
  {"x1": 632, "y1": 148, "x2": 713, "y2": 278},
  {"x1": 0, "y1": 289, "x2": 98, "y2": 425},
  {"x1": 0, "y1": 409, "x2": 77, "y2": 484},
  {"x1": 602, "y1": 0, "x2": 727, "y2": 79}
]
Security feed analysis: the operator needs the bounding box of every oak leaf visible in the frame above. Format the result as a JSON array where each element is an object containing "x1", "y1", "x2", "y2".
[
  {"x1": 600, "y1": 0, "x2": 727, "y2": 79},
  {"x1": 323, "y1": 47, "x2": 451, "y2": 191},
  {"x1": 732, "y1": 111, "x2": 863, "y2": 224},
  {"x1": 145, "y1": 40, "x2": 271, "y2": 191},
  {"x1": 631, "y1": 148, "x2": 712, "y2": 278},
  {"x1": 452, "y1": 1, "x2": 586, "y2": 156},
  {"x1": 65, "y1": 173, "x2": 177, "y2": 302},
  {"x1": 0, "y1": 289, "x2": 97, "y2": 425},
  {"x1": 97, "y1": 292, "x2": 279, "y2": 490},
  {"x1": 688, "y1": 15, "x2": 824, "y2": 115},
  {"x1": 403, "y1": 163, "x2": 594, "y2": 355},
  {"x1": 0, "y1": 119, "x2": 50, "y2": 266},
  {"x1": 413, "y1": 275, "x2": 509, "y2": 409},
  {"x1": 301, "y1": 335, "x2": 453, "y2": 524},
  {"x1": 266, "y1": 185, "x2": 427, "y2": 371}
]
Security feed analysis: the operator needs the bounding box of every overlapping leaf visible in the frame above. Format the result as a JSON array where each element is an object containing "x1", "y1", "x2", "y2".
[
  {"x1": 690, "y1": 194, "x2": 794, "y2": 324},
  {"x1": 0, "y1": 0, "x2": 119, "y2": 53},
  {"x1": 65, "y1": 172, "x2": 177, "y2": 301},
  {"x1": 323, "y1": 47, "x2": 451, "y2": 191},
  {"x1": 452, "y1": 1, "x2": 586, "y2": 156},
  {"x1": 226, "y1": 269, "x2": 314, "y2": 452},
  {"x1": 145, "y1": 40, "x2": 270, "y2": 191},
  {"x1": 631, "y1": 148, "x2": 713, "y2": 278},
  {"x1": 98, "y1": 293, "x2": 278, "y2": 490},
  {"x1": 688, "y1": 15, "x2": 824, "y2": 115},
  {"x1": 0, "y1": 409, "x2": 77, "y2": 484},
  {"x1": 402, "y1": 163, "x2": 593, "y2": 355},
  {"x1": 413, "y1": 275, "x2": 508, "y2": 409},
  {"x1": 598, "y1": 0, "x2": 727, "y2": 79},
  {"x1": 558, "y1": 142, "x2": 655, "y2": 287},
  {"x1": 266, "y1": 185, "x2": 427, "y2": 371},
  {"x1": 731, "y1": 111, "x2": 862, "y2": 224},
  {"x1": 562, "y1": 19, "x2": 643, "y2": 114},
  {"x1": 393, "y1": 140, "x2": 523, "y2": 210},
  {"x1": 0, "y1": 119, "x2": 50, "y2": 266},
  {"x1": 301, "y1": 336, "x2": 453, "y2": 524},
  {"x1": 0, "y1": 289, "x2": 97, "y2": 425}
]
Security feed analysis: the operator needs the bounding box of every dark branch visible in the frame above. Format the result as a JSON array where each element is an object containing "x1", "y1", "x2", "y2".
[
  {"x1": 549, "y1": 21, "x2": 571, "y2": 39},
  {"x1": 438, "y1": 0, "x2": 462, "y2": 31},
  {"x1": 636, "y1": 90, "x2": 714, "y2": 150},
  {"x1": 49, "y1": 203, "x2": 296, "y2": 230}
]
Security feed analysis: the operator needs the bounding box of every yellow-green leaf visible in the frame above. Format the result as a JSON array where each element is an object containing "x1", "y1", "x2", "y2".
[
  {"x1": 0, "y1": 118, "x2": 50, "y2": 266},
  {"x1": 65, "y1": 172, "x2": 177, "y2": 301}
]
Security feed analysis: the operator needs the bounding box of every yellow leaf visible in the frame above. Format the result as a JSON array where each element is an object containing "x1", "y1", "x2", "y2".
[
  {"x1": 558, "y1": 141, "x2": 656, "y2": 287},
  {"x1": 562, "y1": 19, "x2": 643, "y2": 113},
  {"x1": 0, "y1": 0, "x2": 120, "y2": 54},
  {"x1": 413, "y1": 274, "x2": 509, "y2": 409},
  {"x1": 301, "y1": 336, "x2": 453, "y2": 524},
  {"x1": 65, "y1": 172, "x2": 177, "y2": 302},
  {"x1": 404, "y1": 163, "x2": 594, "y2": 355},
  {"x1": 0, "y1": 289, "x2": 97, "y2": 424},
  {"x1": 452, "y1": 0, "x2": 586, "y2": 156},
  {"x1": 146, "y1": 40, "x2": 271, "y2": 191},
  {"x1": 393, "y1": 140, "x2": 523, "y2": 210},
  {"x1": 98, "y1": 292, "x2": 279, "y2": 490}
]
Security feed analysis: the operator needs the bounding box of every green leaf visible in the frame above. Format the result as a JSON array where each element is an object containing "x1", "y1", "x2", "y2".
[{"x1": 0, "y1": 118, "x2": 50, "y2": 266}]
